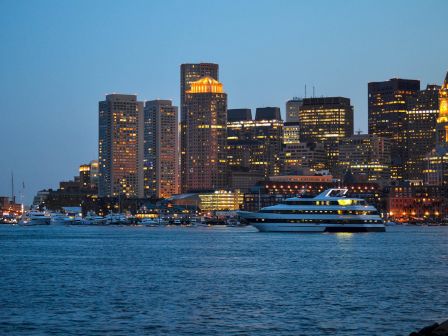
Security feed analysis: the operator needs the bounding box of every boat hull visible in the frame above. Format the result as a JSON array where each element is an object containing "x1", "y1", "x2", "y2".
[{"x1": 253, "y1": 222, "x2": 385, "y2": 233}]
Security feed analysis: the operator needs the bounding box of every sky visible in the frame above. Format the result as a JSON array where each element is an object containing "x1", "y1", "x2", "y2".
[{"x1": 0, "y1": 0, "x2": 447, "y2": 204}]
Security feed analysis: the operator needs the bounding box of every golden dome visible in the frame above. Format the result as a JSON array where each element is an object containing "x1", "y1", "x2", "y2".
[{"x1": 186, "y1": 76, "x2": 224, "y2": 94}]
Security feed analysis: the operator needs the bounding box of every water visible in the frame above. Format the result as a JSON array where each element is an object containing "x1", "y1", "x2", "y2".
[{"x1": 0, "y1": 225, "x2": 447, "y2": 335}]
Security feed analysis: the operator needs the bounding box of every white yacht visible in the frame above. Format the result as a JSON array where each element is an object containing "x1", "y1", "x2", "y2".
[
  {"x1": 237, "y1": 188, "x2": 385, "y2": 233},
  {"x1": 19, "y1": 210, "x2": 51, "y2": 226},
  {"x1": 50, "y1": 212, "x2": 70, "y2": 225}
]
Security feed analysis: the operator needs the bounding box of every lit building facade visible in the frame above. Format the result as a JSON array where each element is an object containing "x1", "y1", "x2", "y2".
[
  {"x1": 144, "y1": 100, "x2": 179, "y2": 199},
  {"x1": 282, "y1": 142, "x2": 327, "y2": 174},
  {"x1": 368, "y1": 78, "x2": 420, "y2": 180},
  {"x1": 283, "y1": 122, "x2": 301, "y2": 144},
  {"x1": 424, "y1": 72, "x2": 448, "y2": 186},
  {"x1": 199, "y1": 190, "x2": 244, "y2": 211},
  {"x1": 388, "y1": 185, "x2": 448, "y2": 222},
  {"x1": 184, "y1": 76, "x2": 228, "y2": 192},
  {"x1": 227, "y1": 109, "x2": 255, "y2": 169},
  {"x1": 98, "y1": 94, "x2": 144, "y2": 198},
  {"x1": 79, "y1": 160, "x2": 99, "y2": 190},
  {"x1": 299, "y1": 97, "x2": 354, "y2": 172},
  {"x1": 180, "y1": 63, "x2": 219, "y2": 192},
  {"x1": 338, "y1": 134, "x2": 391, "y2": 185},
  {"x1": 251, "y1": 107, "x2": 283, "y2": 177},
  {"x1": 403, "y1": 84, "x2": 440, "y2": 181}
]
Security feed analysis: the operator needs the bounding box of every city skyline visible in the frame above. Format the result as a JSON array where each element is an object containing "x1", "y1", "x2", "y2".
[{"x1": 1, "y1": 0, "x2": 448, "y2": 203}]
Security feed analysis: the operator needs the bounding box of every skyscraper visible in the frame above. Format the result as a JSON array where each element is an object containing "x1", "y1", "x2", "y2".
[
  {"x1": 368, "y1": 78, "x2": 420, "y2": 180},
  {"x1": 184, "y1": 76, "x2": 228, "y2": 192},
  {"x1": 98, "y1": 94, "x2": 144, "y2": 198},
  {"x1": 299, "y1": 97, "x2": 354, "y2": 172},
  {"x1": 227, "y1": 109, "x2": 255, "y2": 169},
  {"x1": 404, "y1": 84, "x2": 440, "y2": 181},
  {"x1": 251, "y1": 107, "x2": 283, "y2": 177},
  {"x1": 425, "y1": 71, "x2": 448, "y2": 186},
  {"x1": 437, "y1": 72, "x2": 448, "y2": 150},
  {"x1": 180, "y1": 63, "x2": 219, "y2": 192},
  {"x1": 143, "y1": 100, "x2": 179, "y2": 199}
]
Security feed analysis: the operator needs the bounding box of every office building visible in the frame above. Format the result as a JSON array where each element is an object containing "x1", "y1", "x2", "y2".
[
  {"x1": 282, "y1": 142, "x2": 327, "y2": 174},
  {"x1": 184, "y1": 76, "x2": 228, "y2": 191},
  {"x1": 424, "y1": 72, "x2": 448, "y2": 186},
  {"x1": 286, "y1": 98, "x2": 303, "y2": 122},
  {"x1": 368, "y1": 78, "x2": 420, "y2": 180},
  {"x1": 283, "y1": 122, "x2": 301, "y2": 144},
  {"x1": 227, "y1": 109, "x2": 255, "y2": 169},
  {"x1": 144, "y1": 100, "x2": 179, "y2": 199},
  {"x1": 338, "y1": 134, "x2": 391, "y2": 185},
  {"x1": 251, "y1": 107, "x2": 283, "y2": 177},
  {"x1": 299, "y1": 97, "x2": 354, "y2": 172},
  {"x1": 180, "y1": 63, "x2": 219, "y2": 192},
  {"x1": 98, "y1": 94, "x2": 144, "y2": 198},
  {"x1": 404, "y1": 85, "x2": 440, "y2": 181}
]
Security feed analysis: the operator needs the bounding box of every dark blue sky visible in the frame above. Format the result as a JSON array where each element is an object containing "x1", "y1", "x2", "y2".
[{"x1": 1, "y1": 0, "x2": 447, "y2": 204}]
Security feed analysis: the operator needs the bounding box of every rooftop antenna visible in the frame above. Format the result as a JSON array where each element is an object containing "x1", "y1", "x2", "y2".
[
  {"x1": 305, "y1": 84, "x2": 307, "y2": 98},
  {"x1": 312, "y1": 86, "x2": 315, "y2": 98}
]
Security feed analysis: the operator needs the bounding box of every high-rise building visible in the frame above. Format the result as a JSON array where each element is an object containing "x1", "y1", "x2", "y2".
[
  {"x1": 368, "y1": 78, "x2": 420, "y2": 180},
  {"x1": 251, "y1": 108, "x2": 283, "y2": 177},
  {"x1": 437, "y1": 72, "x2": 448, "y2": 149},
  {"x1": 227, "y1": 109, "x2": 255, "y2": 169},
  {"x1": 184, "y1": 76, "x2": 227, "y2": 192},
  {"x1": 286, "y1": 98, "x2": 303, "y2": 122},
  {"x1": 299, "y1": 97, "x2": 354, "y2": 172},
  {"x1": 424, "y1": 71, "x2": 448, "y2": 186},
  {"x1": 143, "y1": 100, "x2": 179, "y2": 199},
  {"x1": 180, "y1": 63, "x2": 219, "y2": 192},
  {"x1": 404, "y1": 85, "x2": 440, "y2": 181},
  {"x1": 98, "y1": 94, "x2": 144, "y2": 198},
  {"x1": 338, "y1": 134, "x2": 391, "y2": 185}
]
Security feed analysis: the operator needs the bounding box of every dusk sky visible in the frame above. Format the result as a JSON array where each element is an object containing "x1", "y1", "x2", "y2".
[{"x1": 1, "y1": 0, "x2": 447, "y2": 203}]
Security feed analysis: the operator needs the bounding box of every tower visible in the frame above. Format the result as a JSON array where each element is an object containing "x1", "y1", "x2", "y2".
[
  {"x1": 437, "y1": 72, "x2": 448, "y2": 151},
  {"x1": 184, "y1": 76, "x2": 228, "y2": 191}
]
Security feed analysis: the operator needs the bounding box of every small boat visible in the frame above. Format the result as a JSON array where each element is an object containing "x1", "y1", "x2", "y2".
[{"x1": 141, "y1": 218, "x2": 159, "y2": 227}]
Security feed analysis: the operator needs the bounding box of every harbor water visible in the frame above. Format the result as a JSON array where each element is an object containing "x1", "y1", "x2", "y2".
[{"x1": 0, "y1": 225, "x2": 447, "y2": 335}]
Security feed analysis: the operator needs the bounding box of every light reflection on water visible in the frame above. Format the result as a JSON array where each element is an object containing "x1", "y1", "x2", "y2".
[{"x1": 0, "y1": 225, "x2": 447, "y2": 335}]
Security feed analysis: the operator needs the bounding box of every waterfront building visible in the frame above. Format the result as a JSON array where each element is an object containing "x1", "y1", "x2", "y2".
[
  {"x1": 0, "y1": 196, "x2": 22, "y2": 216},
  {"x1": 98, "y1": 94, "x2": 144, "y2": 198},
  {"x1": 338, "y1": 134, "x2": 391, "y2": 185},
  {"x1": 368, "y1": 78, "x2": 420, "y2": 180},
  {"x1": 388, "y1": 185, "x2": 448, "y2": 222},
  {"x1": 143, "y1": 100, "x2": 179, "y2": 199},
  {"x1": 282, "y1": 142, "x2": 327, "y2": 174},
  {"x1": 251, "y1": 107, "x2": 283, "y2": 177},
  {"x1": 299, "y1": 97, "x2": 354, "y2": 172},
  {"x1": 403, "y1": 85, "x2": 440, "y2": 181},
  {"x1": 180, "y1": 63, "x2": 219, "y2": 192},
  {"x1": 184, "y1": 76, "x2": 228, "y2": 192},
  {"x1": 286, "y1": 98, "x2": 303, "y2": 123},
  {"x1": 167, "y1": 190, "x2": 243, "y2": 211}
]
